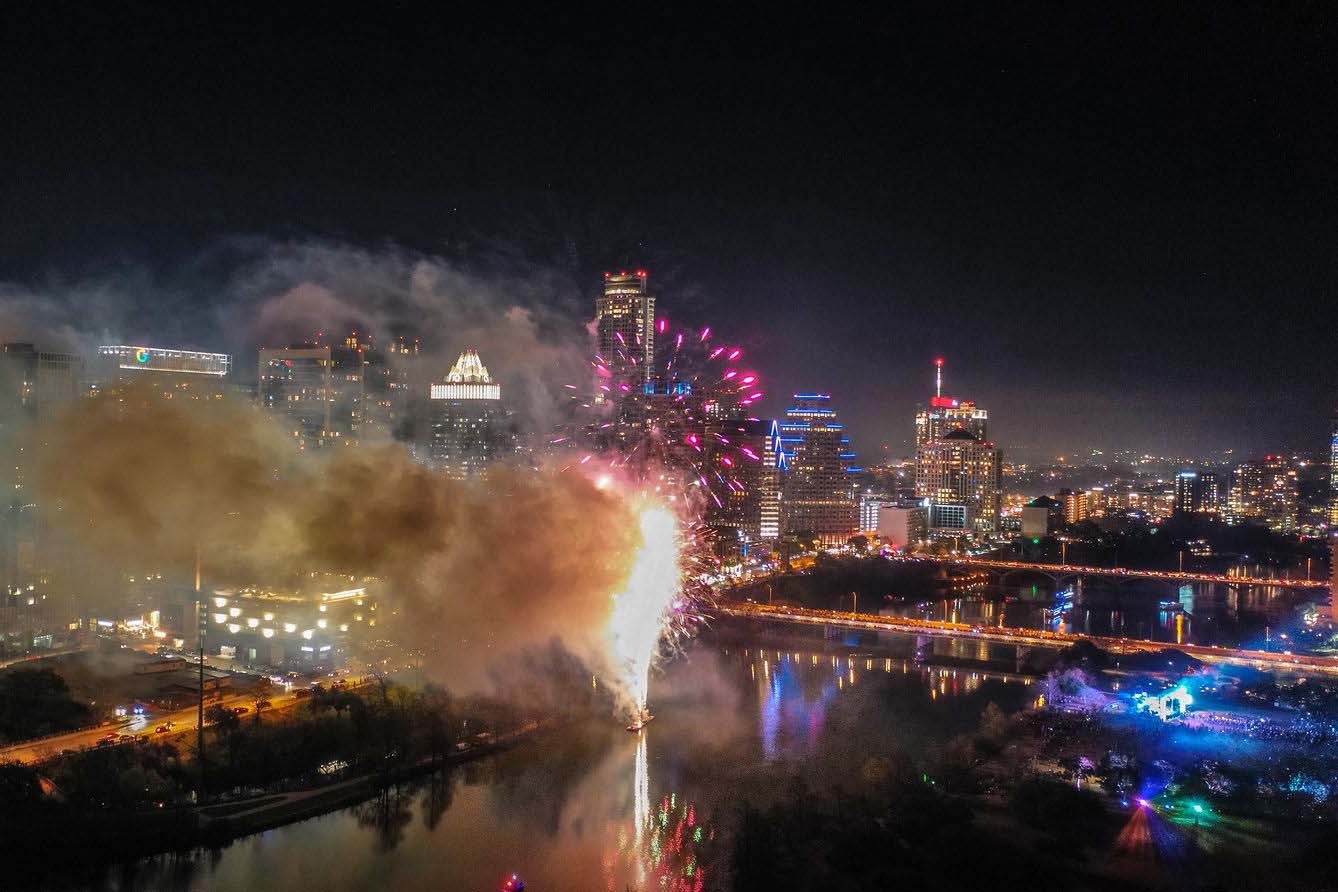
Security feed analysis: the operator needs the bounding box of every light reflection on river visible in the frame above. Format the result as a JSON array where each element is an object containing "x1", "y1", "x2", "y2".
[
  {"x1": 885, "y1": 579, "x2": 1323, "y2": 650},
  {"x1": 105, "y1": 633, "x2": 1033, "y2": 892}
]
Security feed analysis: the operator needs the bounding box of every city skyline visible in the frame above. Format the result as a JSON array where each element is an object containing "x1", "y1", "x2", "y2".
[{"x1": 4, "y1": 9, "x2": 1337, "y2": 460}]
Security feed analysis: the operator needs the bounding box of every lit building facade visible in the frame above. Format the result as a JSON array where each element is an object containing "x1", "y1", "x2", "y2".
[
  {"x1": 914, "y1": 360, "x2": 988, "y2": 447},
  {"x1": 0, "y1": 344, "x2": 82, "y2": 636},
  {"x1": 779, "y1": 394, "x2": 858, "y2": 543},
  {"x1": 1262, "y1": 454, "x2": 1299, "y2": 533},
  {"x1": 206, "y1": 584, "x2": 378, "y2": 669},
  {"x1": 1329, "y1": 413, "x2": 1338, "y2": 526},
  {"x1": 915, "y1": 429, "x2": 1002, "y2": 533},
  {"x1": 1059, "y1": 488, "x2": 1089, "y2": 524},
  {"x1": 1226, "y1": 461, "x2": 1264, "y2": 523},
  {"x1": 1227, "y1": 457, "x2": 1297, "y2": 532},
  {"x1": 259, "y1": 343, "x2": 365, "y2": 450},
  {"x1": 595, "y1": 270, "x2": 656, "y2": 401},
  {"x1": 859, "y1": 492, "x2": 894, "y2": 533},
  {"x1": 1198, "y1": 470, "x2": 1222, "y2": 514},
  {"x1": 1173, "y1": 471, "x2": 1199, "y2": 514},
  {"x1": 428, "y1": 348, "x2": 515, "y2": 480},
  {"x1": 93, "y1": 345, "x2": 230, "y2": 404}
]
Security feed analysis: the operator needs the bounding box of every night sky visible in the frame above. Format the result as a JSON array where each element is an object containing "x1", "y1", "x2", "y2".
[{"x1": 3, "y1": 6, "x2": 1335, "y2": 460}]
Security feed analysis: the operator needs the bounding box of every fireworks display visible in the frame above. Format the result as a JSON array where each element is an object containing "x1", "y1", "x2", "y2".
[
  {"x1": 558, "y1": 316, "x2": 764, "y2": 719},
  {"x1": 607, "y1": 503, "x2": 683, "y2": 718}
]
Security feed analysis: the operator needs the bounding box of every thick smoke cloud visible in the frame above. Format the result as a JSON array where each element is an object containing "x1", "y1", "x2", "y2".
[
  {"x1": 5, "y1": 239, "x2": 664, "y2": 707},
  {"x1": 33, "y1": 390, "x2": 643, "y2": 698}
]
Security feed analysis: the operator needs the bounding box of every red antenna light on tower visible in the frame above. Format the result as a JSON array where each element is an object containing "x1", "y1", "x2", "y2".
[{"x1": 934, "y1": 357, "x2": 945, "y2": 398}]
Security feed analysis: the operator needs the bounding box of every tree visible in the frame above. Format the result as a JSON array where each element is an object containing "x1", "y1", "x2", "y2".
[
  {"x1": 251, "y1": 678, "x2": 275, "y2": 725},
  {"x1": 0, "y1": 669, "x2": 93, "y2": 743},
  {"x1": 205, "y1": 703, "x2": 240, "y2": 736}
]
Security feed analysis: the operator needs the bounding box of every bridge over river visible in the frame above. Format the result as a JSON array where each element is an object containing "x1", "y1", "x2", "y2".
[
  {"x1": 892, "y1": 554, "x2": 1331, "y2": 592},
  {"x1": 716, "y1": 600, "x2": 1338, "y2": 676}
]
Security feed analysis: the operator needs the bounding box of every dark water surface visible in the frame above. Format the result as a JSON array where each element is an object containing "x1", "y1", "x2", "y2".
[{"x1": 98, "y1": 634, "x2": 1034, "y2": 891}]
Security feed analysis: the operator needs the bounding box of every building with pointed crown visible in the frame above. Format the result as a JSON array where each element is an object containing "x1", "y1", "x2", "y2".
[{"x1": 428, "y1": 348, "x2": 514, "y2": 479}]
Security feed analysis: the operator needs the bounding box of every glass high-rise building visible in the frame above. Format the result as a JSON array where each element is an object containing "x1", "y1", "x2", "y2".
[
  {"x1": 1227, "y1": 457, "x2": 1297, "y2": 532},
  {"x1": 912, "y1": 358, "x2": 1002, "y2": 534},
  {"x1": 779, "y1": 394, "x2": 858, "y2": 543},
  {"x1": 1198, "y1": 470, "x2": 1222, "y2": 514},
  {"x1": 915, "y1": 430, "x2": 1002, "y2": 533},
  {"x1": 259, "y1": 342, "x2": 366, "y2": 450},
  {"x1": 595, "y1": 270, "x2": 656, "y2": 400},
  {"x1": 1173, "y1": 471, "x2": 1200, "y2": 514},
  {"x1": 0, "y1": 344, "x2": 82, "y2": 605},
  {"x1": 1329, "y1": 413, "x2": 1338, "y2": 526},
  {"x1": 428, "y1": 348, "x2": 515, "y2": 480}
]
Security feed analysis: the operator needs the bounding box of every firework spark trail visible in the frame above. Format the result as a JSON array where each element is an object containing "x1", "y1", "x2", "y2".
[{"x1": 608, "y1": 503, "x2": 683, "y2": 716}]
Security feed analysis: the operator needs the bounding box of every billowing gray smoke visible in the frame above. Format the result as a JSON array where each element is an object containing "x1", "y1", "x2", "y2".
[{"x1": 33, "y1": 390, "x2": 642, "y2": 697}]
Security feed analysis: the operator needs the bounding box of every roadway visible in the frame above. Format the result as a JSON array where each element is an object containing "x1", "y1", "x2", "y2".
[
  {"x1": 0, "y1": 683, "x2": 325, "y2": 765},
  {"x1": 716, "y1": 600, "x2": 1338, "y2": 675},
  {"x1": 895, "y1": 554, "x2": 1330, "y2": 590}
]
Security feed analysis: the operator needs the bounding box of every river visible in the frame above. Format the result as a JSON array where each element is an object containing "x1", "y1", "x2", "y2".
[{"x1": 93, "y1": 629, "x2": 1034, "y2": 891}]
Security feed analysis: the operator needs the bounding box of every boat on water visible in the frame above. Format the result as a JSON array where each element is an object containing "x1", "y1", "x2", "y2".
[{"x1": 626, "y1": 711, "x2": 656, "y2": 732}]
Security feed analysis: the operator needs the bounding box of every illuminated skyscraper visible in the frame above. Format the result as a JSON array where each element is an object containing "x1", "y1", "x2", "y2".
[
  {"x1": 595, "y1": 270, "x2": 656, "y2": 399},
  {"x1": 259, "y1": 344, "x2": 364, "y2": 450},
  {"x1": 1226, "y1": 461, "x2": 1263, "y2": 523},
  {"x1": 1329, "y1": 412, "x2": 1338, "y2": 525},
  {"x1": 1226, "y1": 457, "x2": 1296, "y2": 531},
  {"x1": 1173, "y1": 471, "x2": 1200, "y2": 514},
  {"x1": 93, "y1": 345, "x2": 231, "y2": 404},
  {"x1": 912, "y1": 359, "x2": 1002, "y2": 533},
  {"x1": 1261, "y1": 454, "x2": 1298, "y2": 533},
  {"x1": 428, "y1": 348, "x2": 515, "y2": 480},
  {"x1": 0, "y1": 344, "x2": 81, "y2": 603},
  {"x1": 915, "y1": 430, "x2": 1002, "y2": 533},
  {"x1": 1060, "y1": 488, "x2": 1089, "y2": 524},
  {"x1": 1198, "y1": 470, "x2": 1222, "y2": 514},
  {"x1": 779, "y1": 394, "x2": 858, "y2": 543},
  {"x1": 703, "y1": 418, "x2": 785, "y2": 554},
  {"x1": 914, "y1": 358, "x2": 988, "y2": 447}
]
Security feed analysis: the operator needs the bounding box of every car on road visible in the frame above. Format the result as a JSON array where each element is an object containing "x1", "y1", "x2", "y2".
[
  {"x1": 155, "y1": 724, "x2": 172, "y2": 734},
  {"x1": 256, "y1": 699, "x2": 272, "y2": 709},
  {"x1": 232, "y1": 706, "x2": 249, "y2": 715},
  {"x1": 293, "y1": 688, "x2": 311, "y2": 699}
]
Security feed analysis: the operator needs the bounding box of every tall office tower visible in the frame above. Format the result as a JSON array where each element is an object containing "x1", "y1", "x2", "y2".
[
  {"x1": 1198, "y1": 470, "x2": 1222, "y2": 514},
  {"x1": 1226, "y1": 461, "x2": 1265, "y2": 524},
  {"x1": 1329, "y1": 412, "x2": 1338, "y2": 526},
  {"x1": 259, "y1": 342, "x2": 365, "y2": 450},
  {"x1": 1173, "y1": 471, "x2": 1200, "y2": 515},
  {"x1": 1059, "y1": 487, "x2": 1089, "y2": 524},
  {"x1": 915, "y1": 430, "x2": 1003, "y2": 533},
  {"x1": 914, "y1": 358, "x2": 988, "y2": 447},
  {"x1": 702, "y1": 418, "x2": 785, "y2": 555},
  {"x1": 428, "y1": 348, "x2": 515, "y2": 480},
  {"x1": 1261, "y1": 454, "x2": 1299, "y2": 533},
  {"x1": 595, "y1": 270, "x2": 656, "y2": 400},
  {"x1": 1086, "y1": 486, "x2": 1108, "y2": 517},
  {"x1": 92, "y1": 345, "x2": 231, "y2": 405},
  {"x1": 759, "y1": 420, "x2": 788, "y2": 542},
  {"x1": 0, "y1": 344, "x2": 81, "y2": 603},
  {"x1": 779, "y1": 394, "x2": 858, "y2": 543}
]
